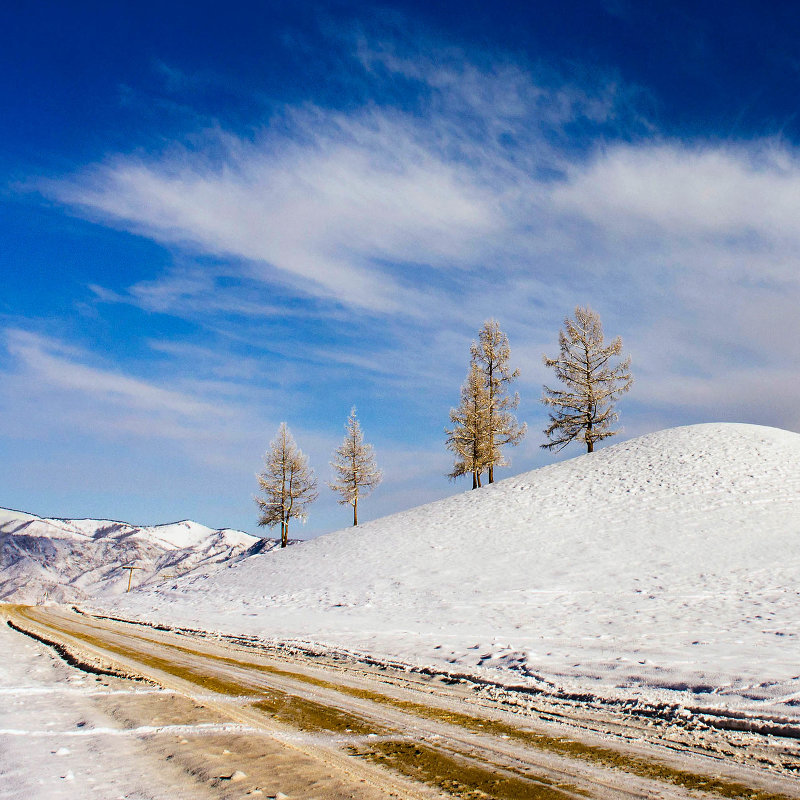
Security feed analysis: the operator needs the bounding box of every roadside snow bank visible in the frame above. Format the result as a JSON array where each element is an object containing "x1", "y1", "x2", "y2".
[{"x1": 110, "y1": 423, "x2": 800, "y2": 717}]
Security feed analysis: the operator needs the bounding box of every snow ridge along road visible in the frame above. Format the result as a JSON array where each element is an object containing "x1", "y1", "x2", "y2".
[{"x1": 4, "y1": 605, "x2": 799, "y2": 800}]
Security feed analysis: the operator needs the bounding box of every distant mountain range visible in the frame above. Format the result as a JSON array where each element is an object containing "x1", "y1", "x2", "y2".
[{"x1": 0, "y1": 508, "x2": 270, "y2": 603}]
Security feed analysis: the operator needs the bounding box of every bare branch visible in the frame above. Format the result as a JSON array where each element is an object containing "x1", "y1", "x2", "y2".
[
  {"x1": 541, "y1": 307, "x2": 632, "y2": 454},
  {"x1": 255, "y1": 422, "x2": 318, "y2": 546},
  {"x1": 328, "y1": 407, "x2": 382, "y2": 525}
]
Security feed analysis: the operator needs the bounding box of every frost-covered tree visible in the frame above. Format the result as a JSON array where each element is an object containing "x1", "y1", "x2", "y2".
[
  {"x1": 328, "y1": 407, "x2": 382, "y2": 526},
  {"x1": 470, "y1": 319, "x2": 526, "y2": 483},
  {"x1": 541, "y1": 306, "x2": 632, "y2": 453},
  {"x1": 445, "y1": 362, "x2": 490, "y2": 489},
  {"x1": 255, "y1": 422, "x2": 318, "y2": 547}
]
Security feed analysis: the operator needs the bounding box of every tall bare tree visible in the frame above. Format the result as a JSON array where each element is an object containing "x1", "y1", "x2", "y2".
[
  {"x1": 541, "y1": 306, "x2": 632, "y2": 453},
  {"x1": 470, "y1": 319, "x2": 526, "y2": 482},
  {"x1": 255, "y1": 422, "x2": 318, "y2": 547},
  {"x1": 328, "y1": 407, "x2": 382, "y2": 526},
  {"x1": 446, "y1": 362, "x2": 490, "y2": 489}
]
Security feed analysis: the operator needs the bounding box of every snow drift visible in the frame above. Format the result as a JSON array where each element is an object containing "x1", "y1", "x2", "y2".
[
  {"x1": 112, "y1": 424, "x2": 800, "y2": 714},
  {"x1": 0, "y1": 510, "x2": 263, "y2": 603}
]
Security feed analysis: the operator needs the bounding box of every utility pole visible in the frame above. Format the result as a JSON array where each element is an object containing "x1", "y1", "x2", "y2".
[{"x1": 121, "y1": 565, "x2": 144, "y2": 592}]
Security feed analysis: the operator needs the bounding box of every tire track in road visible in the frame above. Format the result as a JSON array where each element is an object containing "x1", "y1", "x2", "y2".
[
  {"x1": 9, "y1": 606, "x2": 587, "y2": 800},
  {"x1": 6, "y1": 605, "x2": 798, "y2": 800}
]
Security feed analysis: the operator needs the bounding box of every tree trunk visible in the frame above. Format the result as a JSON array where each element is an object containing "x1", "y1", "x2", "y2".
[
  {"x1": 586, "y1": 418, "x2": 593, "y2": 453},
  {"x1": 477, "y1": 471, "x2": 482, "y2": 488},
  {"x1": 472, "y1": 471, "x2": 477, "y2": 490},
  {"x1": 281, "y1": 517, "x2": 288, "y2": 547},
  {"x1": 488, "y1": 359, "x2": 494, "y2": 483},
  {"x1": 353, "y1": 497, "x2": 358, "y2": 526}
]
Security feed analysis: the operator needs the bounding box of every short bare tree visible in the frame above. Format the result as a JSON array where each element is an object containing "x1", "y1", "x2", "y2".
[
  {"x1": 541, "y1": 306, "x2": 632, "y2": 453},
  {"x1": 328, "y1": 408, "x2": 382, "y2": 526},
  {"x1": 470, "y1": 320, "x2": 526, "y2": 482},
  {"x1": 255, "y1": 422, "x2": 318, "y2": 547},
  {"x1": 445, "y1": 362, "x2": 490, "y2": 489}
]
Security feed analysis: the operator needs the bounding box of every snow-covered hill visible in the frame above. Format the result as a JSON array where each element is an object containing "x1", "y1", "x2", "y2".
[
  {"x1": 0, "y1": 509, "x2": 264, "y2": 602},
  {"x1": 111, "y1": 423, "x2": 800, "y2": 716}
]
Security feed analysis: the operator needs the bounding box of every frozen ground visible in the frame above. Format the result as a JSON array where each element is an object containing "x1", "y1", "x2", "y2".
[{"x1": 108, "y1": 423, "x2": 800, "y2": 720}]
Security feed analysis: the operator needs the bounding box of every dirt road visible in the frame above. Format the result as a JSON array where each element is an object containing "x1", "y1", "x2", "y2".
[{"x1": 3, "y1": 604, "x2": 798, "y2": 800}]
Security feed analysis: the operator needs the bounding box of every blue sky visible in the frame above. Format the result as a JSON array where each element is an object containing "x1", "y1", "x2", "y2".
[{"x1": 3, "y1": 1, "x2": 800, "y2": 536}]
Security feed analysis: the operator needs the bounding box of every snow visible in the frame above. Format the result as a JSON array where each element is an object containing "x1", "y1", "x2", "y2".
[
  {"x1": 0, "y1": 508, "x2": 39, "y2": 528},
  {"x1": 132, "y1": 520, "x2": 259, "y2": 551},
  {"x1": 0, "y1": 621, "x2": 221, "y2": 799},
  {"x1": 109, "y1": 423, "x2": 800, "y2": 718}
]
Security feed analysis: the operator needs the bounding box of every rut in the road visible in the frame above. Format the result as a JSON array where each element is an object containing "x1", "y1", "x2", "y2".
[{"x1": 10, "y1": 606, "x2": 800, "y2": 800}]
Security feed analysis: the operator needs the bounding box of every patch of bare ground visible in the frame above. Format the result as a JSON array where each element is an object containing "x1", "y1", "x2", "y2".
[{"x1": 95, "y1": 692, "x2": 403, "y2": 800}]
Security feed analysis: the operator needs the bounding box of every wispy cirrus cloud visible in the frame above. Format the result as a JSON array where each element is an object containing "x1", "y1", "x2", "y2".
[
  {"x1": 4, "y1": 329, "x2": 224, "y2": 420},
  {"x1": 45, "y1": 112, "x2": 506, "y2": 315},
  {"x1": 89, "y1": 268, "x2": 289, "y2": 318},
  {"x1": 39, "y1": 36, "x2": 637, "y2": 323},
  {"x1": 553, "y1": 140, "x2": 800, "y2": 251},
  {"x1": 549, "y1": 139, "x2": 800, "y2": 386}
]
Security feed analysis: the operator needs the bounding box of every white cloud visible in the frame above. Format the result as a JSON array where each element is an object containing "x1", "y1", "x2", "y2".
[
  {"x1": 552, "y1": 140, "x2": 800, "y2": 261},
  {"x1": 3, "y1": 329, "x2": 229, "y2": 430},
  {"x1": 545, "y1": 139, "x2": 800, "y2": 426},
  {"x1": 46, "y1": 112, "x2": 508, "y2": 315},
  {"x1": 40, "y1": 40, "x2": 634, "y2": 321}
]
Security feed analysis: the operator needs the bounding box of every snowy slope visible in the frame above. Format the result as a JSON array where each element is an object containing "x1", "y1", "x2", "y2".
[
  {"x1": 0, "y1": 509, "x2": 264, "y2": 603},
  {"x1": 113, "y1": 424, "x2": 800, "y2": 715}
]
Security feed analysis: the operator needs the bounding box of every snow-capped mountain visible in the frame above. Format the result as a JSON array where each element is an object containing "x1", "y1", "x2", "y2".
[
  {"x1": 112, "y1": 423, "x2": 800, "y2": 716},
  {"x1": 0, "y1": 509, "x2": 265, "y2": 603}
]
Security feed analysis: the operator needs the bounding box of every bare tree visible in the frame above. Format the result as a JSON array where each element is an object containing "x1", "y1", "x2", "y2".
[
  {"x1": 328, "y1": 407, "x2": 382, "y2": 526},
  {"x1": 445, "y1": 362, "x2": 490, "y2": 489},
  {"x1": 255, "y1": 422, "x2": 318, "y2": 547},
  {"x1": 470, "y1": 320, "x2": 526, "y2": 482},
  {"x1": 541, "y1": 306, "x2": 632, "y2": 453}
]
